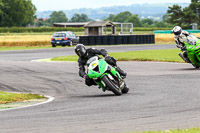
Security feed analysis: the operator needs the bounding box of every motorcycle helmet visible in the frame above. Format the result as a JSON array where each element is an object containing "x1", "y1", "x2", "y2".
[
  {"x1": 172, "y1": 26, "x2": 182, "y2": 36},
  {"x1": 75, "y1": 44, "x2": 87, "y2": 58}
]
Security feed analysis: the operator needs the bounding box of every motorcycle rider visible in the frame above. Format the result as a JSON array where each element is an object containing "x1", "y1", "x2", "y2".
[
  {"x1": 172, "y1": 26, "x2": 192, "y2": 63},
  {"x1": 75, "y1": 44, "x2": 127, "y2": 86}
]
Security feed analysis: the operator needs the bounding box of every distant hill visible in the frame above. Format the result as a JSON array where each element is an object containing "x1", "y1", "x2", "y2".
[{"x1": 36, "y1": 3, "x2": 189, "y2": 20}]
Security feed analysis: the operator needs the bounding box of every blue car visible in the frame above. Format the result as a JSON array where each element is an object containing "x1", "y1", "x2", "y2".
[{"x1": 51, "y1": 31, "x2": 79, "y2": 47}]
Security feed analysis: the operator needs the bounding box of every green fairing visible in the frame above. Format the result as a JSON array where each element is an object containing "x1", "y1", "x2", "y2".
[
  {"x1": 87, "y1": 58, "x2": 121, "y2": 91},
  {"x1": 99, "y1": 59, "x2": 107, "y2": 74},
  {"x1": 88, "y1": 59, "x2": 107, "y2": 79},
  {"x1": 88, "y1": 70, "x2": 101, "y2": 78},
  {"x1": 184, "y1": 38, "x2": 200, "y2": 67}
]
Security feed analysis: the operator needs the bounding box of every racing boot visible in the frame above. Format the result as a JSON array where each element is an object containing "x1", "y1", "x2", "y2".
[
  {"x1": 183, "y1": 51, "x2": 191, "y2": 63},
  {"x1": 115, "y1": 67, "x2": 127, "y2": 79},
  {"x1": 179, "y1": 53, "x2": 191, "y2": 63},
  {"x1": 185, "y1": 58, "x2": 191, "y2": 63}
]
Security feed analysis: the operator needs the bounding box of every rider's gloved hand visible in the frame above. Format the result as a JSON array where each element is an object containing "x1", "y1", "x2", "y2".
[{"x1": 105, "y1": 56, "x2": 117, "y2": 66}]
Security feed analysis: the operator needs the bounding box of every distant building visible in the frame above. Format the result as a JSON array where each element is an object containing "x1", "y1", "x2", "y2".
[
  {"x1": 84, "y1": 21, "x2": 116, "y2": 35},
  {"x1": 36, "y1": 18, "x2": 47, "y2": 22},
  {"x1": 190, "y1": 23, "x2": 198, "y2": 30},
  {"x1": 53, "y1": 21, "x2": 134, "y2": 36}
]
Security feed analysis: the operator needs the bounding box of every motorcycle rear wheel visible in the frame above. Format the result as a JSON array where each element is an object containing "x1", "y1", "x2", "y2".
[
  {"x1": 102, "y1": 75, "x2": 122, "y2": 96},
  {"x1": 192, "y1": 64, "x2": 200, "y2": 68},
  {"x1": 122, "y1": 85, "x2": 129, "y2": 93}
]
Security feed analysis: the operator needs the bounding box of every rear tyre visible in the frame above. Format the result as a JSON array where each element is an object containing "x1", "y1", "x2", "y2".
[
  {"x1": 122, "y1": 85, "x2": 129, "y2": 94},
  {"x1": 52, "y1": 44, "x2": 56, "y2": 47},
  {"x1": 192, "y1": 64, "x2": 200, "y2": 68},
  {"x1": 102, "y1": 75, "x2": 122, "y2": 96}
]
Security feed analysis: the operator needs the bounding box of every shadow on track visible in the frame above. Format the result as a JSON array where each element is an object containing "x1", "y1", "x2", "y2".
[
  {"x1": 73, "y1": 94, "x2": 117, "y2": 98},
  {"x1": 177, "y1": 68, "x2": 200, "y2": 71},
  {"x1": 72, "y1": 93, "x2": 132, "y2": 98}
]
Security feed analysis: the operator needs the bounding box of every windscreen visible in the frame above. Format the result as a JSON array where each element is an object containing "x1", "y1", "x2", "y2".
[
  {"x1": 86, "y1": 56, "x2": 98, "y2": 66},
  {"x1": 53, "y1": 33, "x2": 66, "y2": 37},
  {"x1": 187, "y1": 35, "x2": 198, "y2": 45}
]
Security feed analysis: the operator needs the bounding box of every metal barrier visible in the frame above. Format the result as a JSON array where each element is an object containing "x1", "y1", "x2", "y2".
[{"x1": 79, "y1": 35, "x2": 155, "y2": 45}]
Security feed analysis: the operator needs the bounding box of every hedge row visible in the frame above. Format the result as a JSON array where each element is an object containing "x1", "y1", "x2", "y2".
[
  {"x1": 133, "y1": 27, "x2": 172, "y2": 31},
  {"x1": 0, "y1": 27, "x2": 173, "y2": 33},
  {"x1": 0, "y1": 27, "x2": 85, "y2": 33}
]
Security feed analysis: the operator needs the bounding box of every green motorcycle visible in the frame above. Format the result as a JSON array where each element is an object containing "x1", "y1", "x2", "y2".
[
  {"x1": 179, "y1": 35, "x2": 200, "y2": 68},
  {"x1": 86, "y1": 56, "x2": 129, "y2": 96}
]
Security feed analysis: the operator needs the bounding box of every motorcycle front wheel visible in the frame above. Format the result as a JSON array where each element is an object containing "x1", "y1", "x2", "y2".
[{"x1": 102, "y1": 75, "x2": 122, "y2": 96}]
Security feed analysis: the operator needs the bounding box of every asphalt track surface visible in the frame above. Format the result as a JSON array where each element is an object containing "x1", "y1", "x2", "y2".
[{"x1": 0, "y1": 44, "x2": 200, "y2": 133}]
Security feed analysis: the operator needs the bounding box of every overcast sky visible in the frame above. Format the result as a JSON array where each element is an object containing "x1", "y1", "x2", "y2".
[{"x1": 32, "y1": 0, "x2": 190, "y2": 11}]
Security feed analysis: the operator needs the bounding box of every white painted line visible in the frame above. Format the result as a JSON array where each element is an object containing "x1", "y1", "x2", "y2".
[
  {"x1": 0, "y1": 95, "x2": 54, "y2": 112},
  {"x1": 125, "y1": 60, "x2": 185, "y2": 64},
  {"x1": 31, "y1": 58, "x2": 75, "y2": 63},
  {"x1": 31, "y1": 58, "x2": 52, "y2": 62}
]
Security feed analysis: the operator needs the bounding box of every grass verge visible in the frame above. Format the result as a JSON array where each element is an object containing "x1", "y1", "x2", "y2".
[
  {"x1": 0, "y1": 91, "x2": 45, "y2": 104},
  {"x1": 0, "y1": 32, "x2": 177, "y2": 47},
  {"x1": 51, "y1": 49, "x2": 184, "y2": 63},
  {"x1": 0, "y1": 45, "x2": 62, "y2": 51},
  {"x1": 128, "y1": 128, "x2": 200, "y2": 133}
]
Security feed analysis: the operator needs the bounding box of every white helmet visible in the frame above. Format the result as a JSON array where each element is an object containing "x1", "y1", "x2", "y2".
[{"x1": 172, "y1": 26, "x2": 182, "y2": 36}]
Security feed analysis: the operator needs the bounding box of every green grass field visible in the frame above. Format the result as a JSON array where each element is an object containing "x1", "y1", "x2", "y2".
[
  {"x1": 0, "y1": 31, "x2": 174, "y2": 47},
  {"x1": 130, "y1": 128, "x2": 200, "y2": 133},
  {"x1": 51, "y1": 49, "x2": 184, "y2": 63},
  {"x1": 0, "y1": 91, "x2": 45, "y2": 104},
  {"x1": 0, "y1": 46, "x2": 55, "y2": 51}
]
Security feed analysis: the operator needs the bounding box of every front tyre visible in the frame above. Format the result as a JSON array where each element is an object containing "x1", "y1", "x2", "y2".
[{"x1": 102, "y1": 75, "x2": 122, "y2": 96}]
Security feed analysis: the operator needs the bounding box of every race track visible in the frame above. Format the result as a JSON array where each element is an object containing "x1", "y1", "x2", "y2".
[{"x1": 0, "y1": 44, "x2": 200, "y2": 133}]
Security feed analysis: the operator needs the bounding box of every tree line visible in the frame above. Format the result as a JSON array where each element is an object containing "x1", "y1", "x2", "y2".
[
  {"x1": 0, "y1": 0, "x2": 91, "y2": 27},
  {"x1": 0, "y1": 0, "x2": 36, "y2": 27},
  {"x1": 36, "y1": 12, "x2": 91, "y2": 27},
  {"x1": 166, "y1": 0, "x2": 200, "y2": 28},
  {"x1": 0, "y1": 0, "x2": 199, "y2": 28},
  {"x1": 104, "y1": 0, "x2": 200, "y2": 29},
  {"x1": 36, "y1": 10, "x2": 172, "y2": 28},
  {"x1": 104, "y1": 11, "x2": 172, "y2": 28}
]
